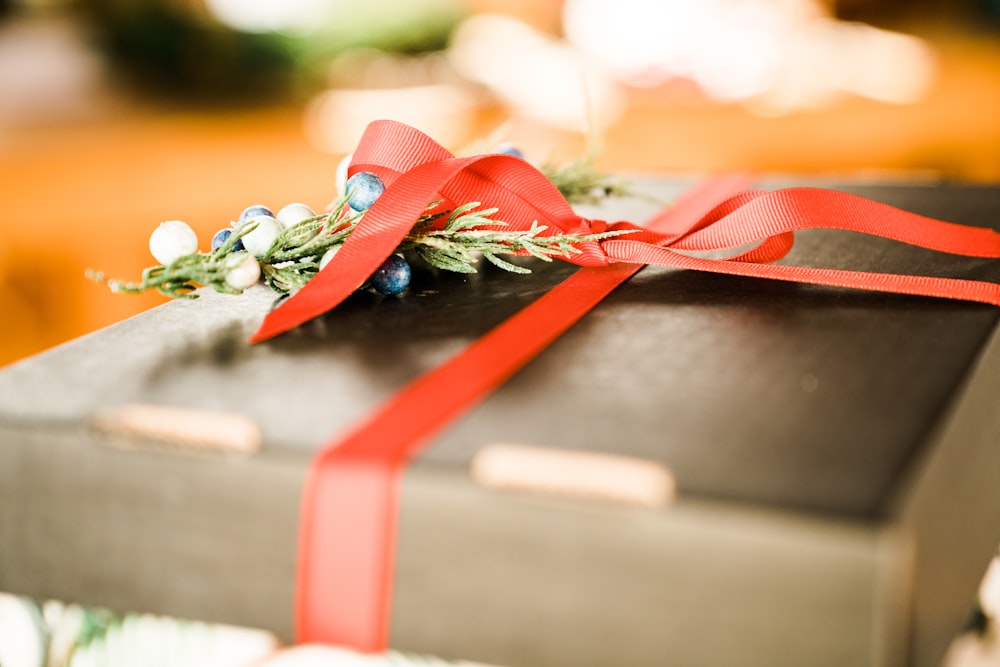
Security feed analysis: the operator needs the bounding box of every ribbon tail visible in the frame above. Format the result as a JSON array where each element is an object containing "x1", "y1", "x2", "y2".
[{"x1": 602, "y1": 239, "x2": 1000, "y2": 307}]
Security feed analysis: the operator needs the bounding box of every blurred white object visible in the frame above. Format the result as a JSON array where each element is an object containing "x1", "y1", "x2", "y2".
[
  {"x1": 943, "y1": 633, "x2": 1000, "y2": 667},
  {"x1": 981, "y1": 555, "x2": 1000, "y2": 617},
  {"x1": 3, "y1": 596, "x2": 279, "y2": 667},
  {"x1": 65, "y1": 615, "x2": 278, "y2": 667},
  {"x1": 0, "y1": 15, "x2": 116, "y2": 132},
  {"x1": 448, "y1": 14, "x2": 624, "y2": 131},
  {"x1": 43, "y1": 600, "x2": 85, "y2": 667},
  {"x1": 941, "y1": 555, "x2": 1000, "y2": 667},
  {"x1": 306, "y1": 84, "x2": 479, "y2": 155},
  {"x1": 564, "y1": 0, "x2": 801, "y2": 97},
  {"x1": 259, "y1": 644, "x2": 501, "y2": 666},
  {"x1": 0, "y1": 594, "x2": 45, "y2": 667},
  {"x1": 562, "y1": 0, "x2": 936, "y2": 114},
  {"x1": 204, "y1": 0, "x2": 331, "y2": 34}
]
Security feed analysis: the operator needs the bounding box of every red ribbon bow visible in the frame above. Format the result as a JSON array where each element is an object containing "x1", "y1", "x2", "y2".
[{"x1": 251, "y1": 120, "x2": 1000, "y2": 344}]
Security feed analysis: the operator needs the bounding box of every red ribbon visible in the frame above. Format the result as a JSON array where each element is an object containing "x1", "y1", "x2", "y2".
[
  {"x1": 251, "y1": 120, "x2": 1000, "y2": 344},
  {"x1": 293, "y1": 171, "x2": 756, "y2": 651},
  {"x1": 252, "y1": 120, "x2": 1000, "y2": 652}
]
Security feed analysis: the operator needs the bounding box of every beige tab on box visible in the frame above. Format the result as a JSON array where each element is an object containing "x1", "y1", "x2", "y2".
[
  {"x1": 91, "y1": 403, "x2": 262, "y2": 456},
  {"x1": 471, "y1": 443, "x2": 676, "y2": 508}
]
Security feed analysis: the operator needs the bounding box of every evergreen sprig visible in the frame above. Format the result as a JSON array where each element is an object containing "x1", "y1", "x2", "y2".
[
  {"x1": 92, "y1": 185, "x2": 634, "y2": 300},
  {"x1": 403, "y1": 202, "x2": 622, "y2": 275}
]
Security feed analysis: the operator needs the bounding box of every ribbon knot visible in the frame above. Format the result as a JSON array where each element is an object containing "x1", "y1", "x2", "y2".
[
  {"x1": 250, "y1": 120, "x2": 1000, "y2": 344},
  {"x1": 581, "y1": 218, "x2": 608, "y2": 234}
]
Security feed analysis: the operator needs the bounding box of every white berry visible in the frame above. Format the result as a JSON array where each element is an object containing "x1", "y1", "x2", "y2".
[
  {"x1": 149, "y1": 220, "x2": 198, "y2": 265},
  {"x1": 319, "y1": 246, "x2": 340, "y2": 270},
  {"x1": 224, "y1": 253, "x2": 261, "y2": 290},
  {"x1": 335, "y1": 153, "x2": 353, "y2": 197},
  {"x1": 240, "y1": 215, "x2": 282, "y2": 257},
  {"x1": 276, "y1": 202, "x2": 316, "y2": 228}
]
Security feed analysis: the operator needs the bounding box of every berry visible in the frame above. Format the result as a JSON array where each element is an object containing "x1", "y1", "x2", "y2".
[
  {"x1": 149, "y1": 220, "x2": 198, "y2": 265},
  {"x1": 211, "y1": 228, "x2": 245, "y2": 252},
  {"x1": 239, "y1": 215, "x2": 282, "y2": 257},
  {"x1": 236, "y1": 205, "x2": 274, "y2": 226},
  {"x1": 493, "y1": 142, "x2": 525, "y2": 159},
  {"x1": 276, "y1": 203, "x2": 315, "y2": 228},
  {"x1": 346, "y1": 172, "x2": 385, "y2": 212},
  {"x1": 370, "y1": 254, "x2": 410, "y2": 295},
  {"x1": 224, "y1": 252, "x2": 261, "y2": 290}
]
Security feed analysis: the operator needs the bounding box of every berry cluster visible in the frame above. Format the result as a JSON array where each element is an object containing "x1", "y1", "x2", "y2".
[
  {"x1": 98, "y1": 140, "x2": 632, "y2": 304},
  {"x1": 146, "y1": 171, "x2": 411, "y2": 298},
  {"x1": 148, "y1": 201, "x2": 319, "y2": 292}
]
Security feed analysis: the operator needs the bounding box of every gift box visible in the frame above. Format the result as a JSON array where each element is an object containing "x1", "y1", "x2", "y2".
[{"x1": 2, "y1": 178, "x2": 999, "y2": 667}]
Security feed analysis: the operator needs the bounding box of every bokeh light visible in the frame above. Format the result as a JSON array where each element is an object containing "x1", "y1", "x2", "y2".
[{"x1": 204, "y1": 0, "x2": 332, "y2": 34}]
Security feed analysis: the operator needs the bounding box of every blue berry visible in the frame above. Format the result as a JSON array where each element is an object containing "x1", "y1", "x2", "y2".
[
  {"x1": 346, "y1": 172, "x2": 385, "y2": 212},
  {"x1": 211, "y1": 228, "x2": 245, "y2": 252},
  {"x1": 236, "y1": 205, "x2": 274, "y2": 226},
  {"x1": 494, "y1": 142, "x2": 525, "y2": 159},
  {"x1": 370, "y1": 254, "x2": 410, "y2": 295}
]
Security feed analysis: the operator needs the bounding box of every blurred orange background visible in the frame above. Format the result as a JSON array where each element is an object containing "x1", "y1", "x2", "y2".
[{"x1": 2, "y1": 0, "x2": 1000, "y2": 368}]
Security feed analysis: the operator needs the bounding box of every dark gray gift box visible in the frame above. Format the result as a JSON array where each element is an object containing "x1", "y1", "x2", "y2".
[{"x1": 2, "y1": 180, "x2": 999, "y2": 667}]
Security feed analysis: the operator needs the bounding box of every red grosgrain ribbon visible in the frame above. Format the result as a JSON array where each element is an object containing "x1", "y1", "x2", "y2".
[
  {"x1": 252, "y1": 121, "x2": 1000, "y2": 344},
  {"x1": 261, "y1": 120, "x2": 1000, "y2": 652}
]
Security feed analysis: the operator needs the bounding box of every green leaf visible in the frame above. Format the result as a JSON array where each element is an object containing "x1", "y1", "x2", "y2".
[
  {"x1": 483, "y1": 252, "x2": 531, "y2": 274},
  {"x1": 416, "y1": 247, "x2": 477, "y2": 273}
]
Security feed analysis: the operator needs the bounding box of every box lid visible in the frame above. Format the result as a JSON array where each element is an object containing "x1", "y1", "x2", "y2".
[{"x1": 2, "y1": 181, "x2": 997, "y2": 520}]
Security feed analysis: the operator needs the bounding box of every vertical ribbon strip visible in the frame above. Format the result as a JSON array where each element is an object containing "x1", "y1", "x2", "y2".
[{"x1": 294, "y1": 173, "x2": 756, "y2": 650}]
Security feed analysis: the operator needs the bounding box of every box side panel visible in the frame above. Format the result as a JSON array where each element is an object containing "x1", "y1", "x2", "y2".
[
  {"x1": 392, "y1": 470, "x2": 894, "y2": 667},
  {"x1": 871, "y1": 528, "x2": 916, "y2": 667},
  {"x1": 897, "y1": 325, "x2": 1000, "y2": 667},
  {"x1": 0, "y1": 425, "x2": 303, "y2": 639}
]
